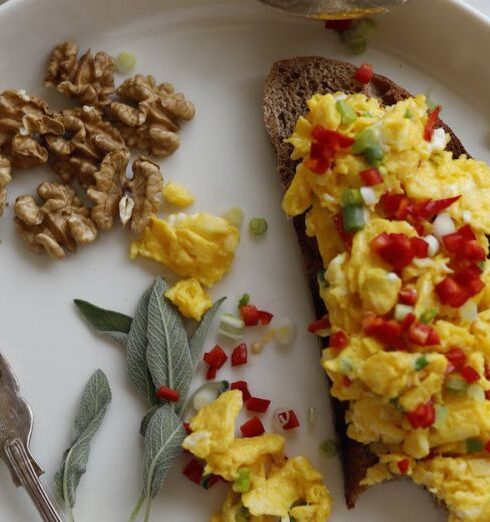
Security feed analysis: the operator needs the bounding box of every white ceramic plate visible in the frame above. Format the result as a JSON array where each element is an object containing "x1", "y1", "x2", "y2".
[{"x1": 0, "y1": 0, "x2": 489, "y2": 520}]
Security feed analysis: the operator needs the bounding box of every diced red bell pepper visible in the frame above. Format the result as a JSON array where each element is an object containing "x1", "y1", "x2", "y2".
[
  {"x1": 231, "y1": 343, "x2": 248, "y2": 366},
  {"x1": 277, "y1": 409, "x2": 301, "y2": 430},
  {"x1": 408, "y1": 322, "x2": 440, "y2": 346},
  {"x1": 435, "y1": 277, "x2": 469, "y2": 308},
  {"x1": 411, "y1": 237, "x2": 429, "y2": 258},
  {"x1": 460, "y1": 365, "x2": 480, "y2": 384},
  {"x1": 332, "y1": 212, "x2": 354, "y2": 250},
  {"x1": 442, "y1": 232, "x2": 465, "y2": 254},
  {"x1": 406, "y1": 402, "x2": 436, "y2": 429},
  {"x1": 458, "y1": 224, "x2": 477, "y2": 241},
  {"x1": 240, "y1": 416, "x2": 265, "y2": 437},
  {"x1": 486, "y1": 390, "x2": 490, "y2": 401},
  {"x1": 156, "y1": 386, "x2": 180, "y2": 402},
  {"x1": 183, "y1": 459, "x2": 204, "y2": 485},
  {"x1": 231, "y1": 380, "x2": 251, "y2": 401},
  {"x1": 241, "y1": 304, "x2": 260, "y2": 326},
  {"x1": 359, "y1": 168, "x2": 382, "y2": 186},
  {"x1": 454, "y1": 264, "x2": 482, "y2": 285},
  {"x1": 400, "y1": 312, "x2": 416, "y2": 332},
  {"x1": 397, "y1": 458, "x2": 410, "y2": 475},
  {"x1": 371, "y1": 233, "x2": 415, "y2": 270},
  {"x1": 246, "y1": 397, "x2": 271, "y2": 413},
  {"x1": 310, "y1": 141, "x2": 335, "y2": 161},
  {"x1": 485, "y1": 440, "x2": 490, "y2": 453},
  {"x1": 355, "y1": 63, "x2": 374, "y2": 84},
  {"x1": 203, "y1": 345, "x2": 228, "y2": 369},
  {"x1": 183, "y1": 422, "x2": 192, "y2": 435},
  {"x1": 362, "y1": 314, "x2": 403, "y2": 347},
  {"x1": 206, "y1": 366, "x2": 217, "y2": 380},
  {"x1": 462, "y1": 240, "x2": 486, "y2": 262},
  {"x1": 445, "y1": 347, "x2": 466, "y2": 370},
  {"x1": 399, "y1": 288, "x2": 417, "y2": 306},
  {"x1": 380, "y1": 193, "x2": 409, "y2": 220},
  {"x1": 325, "y1": 19, "x2": 353, "y2": 31},
  {"x1": 304, "y1": 157, "x2": 330, "y2": 174},
  {"x1": 201, "y1": 474, "x2": 221, "y2": 489},
  {"x1": 423, "y1": 105, "x2": 442, "y2": 141},
  {"x1": 341, "y1": 375, "x2": 352, "y2": 387},
  {"x1": 258, "y1": 310, "x2": 274, "y2": 325},
  {"x1": 330, "y1": 330, "x2": 349, "y2": 349},
  {"x1": 308, "y1": 314, "x2": 331, "y2": 334},
  {"x1": 311, "y1": 126, "x2": 355, "y2": 148},
  {"x1": 467, "y1": 278, "x2": 485, "y2": 297},
  {"x1": 411, "y1": 195, "x2": 460, "y2": 221}
]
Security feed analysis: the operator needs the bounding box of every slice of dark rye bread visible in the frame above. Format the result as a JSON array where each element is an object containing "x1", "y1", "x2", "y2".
[{"x1": 263, "y1": 57, "x2": 469, "y2": 509}]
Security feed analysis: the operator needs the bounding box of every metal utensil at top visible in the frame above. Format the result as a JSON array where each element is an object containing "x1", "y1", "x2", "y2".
[
  {"x1": 258, "y1": 0, "x2": 410, "y2": 19},
  {"x1": 0, "y1": 353, "x2": 63, "y2": 522}
]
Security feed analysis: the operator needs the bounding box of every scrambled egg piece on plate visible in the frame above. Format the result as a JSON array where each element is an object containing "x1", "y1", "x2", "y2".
[
  {"x1": 162, "y1": 181, "x2": 195, "y2": 207},
  {"x1": 183, "y1": 390, "x2": 332, "y2": 521},
  {"x1": 130, "y1": 213, "x2": 239, "y2": 287},
  {"x1": 283, "y1": 90, "x2": 490, "y2": 521},
  {"x1": 164, "y1": 278, "x2": 212, "y2": 321}
]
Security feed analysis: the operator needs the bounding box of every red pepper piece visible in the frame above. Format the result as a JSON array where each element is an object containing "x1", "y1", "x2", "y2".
[
  {"x1": 304, "y1": 157, "x2": 330, "y2": 174},
  {"x1": 397, "y1": 458, "x2": 410, "y2": 475},
  {"x1": 400, "y1": 312, "x2": 416, "y2": 332},
  {"x1": 231, "y1": 380, "x2": 251, "y2": 401},
  {"x1": 241, "y1": 304, "x2": 260, "y2": 326},
  {"x1": 330, "y1": 330, "x2": 349, "y2": 349},
  {"x1": 311, "y1": 126, "x2": 355, "y2": 148},
  {"x1": 183, "y1": 422, "x2": 192, "y2": 435},
  {"x1": 406, "y1": 402, "x2": 436, "y2": 429},
  {"x1": 399, "y1": 288, "x2": 417, "y2": 306},
  {"x1": 411, "y1": 195, "x2": 460, "y2": 221},
  {"x1": 332, "y1": 213, "x2": 354, "y2": 250},
  {"x1": 462, "y1": 240, "x2": 486, "y2": 262},
  {"x1": 203, "y1": 345, "x2": 228, "y2": 369},
  {"x1": 310, "y1": 141, "x2": 333, "y2": 161},
  {"x1": 467, "y1": 278, "x2": 485, "y2": 297},
  {"x1": 485, "y1": 440, "x2": 490, "y2": 453},
  {"x1": 231, "y1": 343, "x2": 248, "y2": 366},
  {"x1": 325, "y1": 19, "x2": 353, "y2": 31},
  {"x1": 183, "y1": 459, "x2": 204, "y2": 485},
  {"x1": 423, "y1": 105, "x2": 442, "y2": 141},
  {"x1": 411, "y1": 237, "x2": 429, "y2": 258},
  {"x1": 408, "y1": 323, "x2": 440, "y2": 346},
  {"x1": 341, "y1": 375, "x2": 352, "y2": 387},
  {"x1": 458, "y1": 224, "x2": 477, "y2": 241},
  {"x1": 359, "y1": 168, "x2": 382, "y2": 186},
  {"x1": 454, "y1": 265, "x2": 482, "y2": 285},
  {"x1": 201, "y1": 474, "x2": 221, "y2": 489},
  {"x1": 240, "y1": 416, "x2": 265, "y2": 437},
  {"x1": 206, "y1": 366, "x2": 217, "y2": 380},
  {"x1": 355, "y1": 63, "x2": 373, "y2": 84},
  {"x1": 371, "y1": 233, "x2": 415, "y2": 270},
  {"x1": 445, "y1": 347, "x2": 467, "y2": 371},
  {"x1": 156, "y1": 386, "x2": 180, "y2": 402},
  {"x1": 308, "y1": 314, "x2": 331, "y2": 334},
  {"x1": 380, "y1": 193, "x2": 409, "y2": 220},
  {"x1": 281, "y1": 410, "x2": 301, "y2": 430},
  {"x1": 246, "y1": 397, "x2": 271, "y2": 414},
  {"x1": 460, "y1": 365, "x2": 480, "y2": 384},
  {"x1": 258, "y1": 310, "x2": 274, "y2": 325},
  {"x1": 442, "y1": 232, "x2": 464, "y2": 254},
  {"x1": 435, "y1": 277, "x2": 469, "y2": 308}
]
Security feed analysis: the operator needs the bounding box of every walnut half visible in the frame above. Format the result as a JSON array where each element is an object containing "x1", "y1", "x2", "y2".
[
  {"x1": 0, "y1": 155, "x2": 11, "y2": 216},
  {"x1": 15, "y1": 182, "x2": 97, "y2": 259}
]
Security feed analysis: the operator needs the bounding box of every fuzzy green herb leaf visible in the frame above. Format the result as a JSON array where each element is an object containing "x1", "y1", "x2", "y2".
[
  {"x1": 127, "y1": 285, "x2": 157, "y2": 406},
  {"x1": 140, "y1": 405, "x2": 161, "y2": 437},
  {"x1": 74, "y1": 299, "x2": 132, "y2": 345},
  {"x1": 54, "y1": 370, "x2": 111, "y2": 521},
  {"x1": 146, "y1": 277, "x2": 192, "y2": 410}
]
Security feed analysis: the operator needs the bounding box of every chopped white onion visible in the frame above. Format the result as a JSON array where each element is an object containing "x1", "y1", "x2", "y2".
[
  {"x1": 386, "y1": 272, "x2": 400, "y2": 283},
  {"x1": 428, "y1": 127, "x2": 447, "y2": 152},
  {"x1": 467, "y1": 384, "x2": 485, "y2": 402},
  {"x1": 459, "y1": 300, "x2": 478, "y2": 323},
  {"x1": 360, "y1": 186, "x2": 379, "y2": 206},
  {"x1": 334, "y1": 93, "x2": 347, "y2": 101},
  {"x1": 462, "y1": 211, "x2": 472, "y2": 223},
  {"x1": 423, "y1": 234, "x2": 440, "y2": 257},
  {"x1": 394, "y1": 304, "x2": 414, "y2": 322},
  {"x1": 308, "y1": 407, "x2": 317, "y2": 425},
  {"x1": 432, "y1": 212, "x2": 455, "y2": 238},
  {"x1": 275, "y1": 319, "x2": 296, "y2": 345},
  {"x1": 193, "y1": 388, "x2": 218, "y2": 411},
  {"x1": 413, "y1": 258, "x2": 433, "y2": 268}
]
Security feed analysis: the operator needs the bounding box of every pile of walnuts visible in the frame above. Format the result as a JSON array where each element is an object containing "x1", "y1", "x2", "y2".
[{"x1": 1, "y1": 42, "x2": 195, "y2": 259}]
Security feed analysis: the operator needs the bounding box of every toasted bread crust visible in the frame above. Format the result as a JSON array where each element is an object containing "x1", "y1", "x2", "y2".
[{"x1": 263, "y1": 56, "x2": 468, "y2": 508}]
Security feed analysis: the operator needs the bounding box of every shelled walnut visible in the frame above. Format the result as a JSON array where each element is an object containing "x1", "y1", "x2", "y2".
[
  {"x1": 45, "y1": 106, "x2": 127, "y2": 188},
  {"x1": 14, "y1": 182, "x2": 97, "y2": 259},
  {"x1": 108, "y1": 75, "x2": 195, "y2": 157},
  {"x1": 44, "y1": 41, "x2": 116, "y2": 108},
  {"x1": 87, "y1": 151, "x2": 163, "y2": 234},
  {"x1": 0, "y1": 89, "x2": 64, "y2": 168},
  {"x1": 0, "y1": 155, "x2": 11, "y2": 216}
]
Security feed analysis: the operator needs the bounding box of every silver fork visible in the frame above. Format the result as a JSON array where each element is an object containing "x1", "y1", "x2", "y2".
[{"x1": 0, "y1": 353, "x2": 63, "y2": 522}]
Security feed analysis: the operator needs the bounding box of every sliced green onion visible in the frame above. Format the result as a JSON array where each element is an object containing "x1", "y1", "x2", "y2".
[
  {"x1": 342, "y1": 204, "x2": 365, "y2": 232},
  {"x1": 478, "y1": 261, "x2": 486, "y2": 271},
  {"x1": 218, "y1": 313, "x2": 245, "y2": 341},
  {"x1": 339, "y1": 358, "x2": 353, "y2": 373},
  {"x1": 445, "y1": 375, "x2": 469, "y2": 394},
  {"x1": 355, "y1": 18, "x2": 377, "y2": 38},
  {"x1": 433, "y1": 404, "x2": 448, "y2": 430},
  {"x1": 222, "y1": 207, "x2": 244, "y2": 228},
  {"x1": 466, "y1": 438, "x2": 484, "y2": 453},
  {"x1": 419, "y1": 308, "x2": 438, "y2": 324},
  {"x1": 249, "y1": 217, "x2": 268, "y2": 235},
  {"x1": 394, "y1": 304, "x2": 414, "y2": 322},
  {"x1": 467, "y1": 383, "x2": 485, "y2": 402},
  {"x1": 308, "y1": 407, "x2": 317, "y2": 425},
  {"x1": 182, "y1": 380, "x2": 229, "y2": 416},
  {"x1": 352, "y1": 128, "x2": 378, "y2": 153},
  {"x1": 389, "y1": 397, "x2": 404, "y2": 413},
  {"x1": 320, "y1": 438, "x2": 338, "y2": 457},
  {"x1": 336, "y1": 100, "x2": 357, "y2": 125},
  {"x1": 363, "y1": 144, "x2": 384, "y2": 166},
  {"x1": 414, "y1": 355, "x2": 429, "y2": 371},
  {"x1": 341, "y1": 188, "x2": 363, "y2": 207},
  {"x1": 238, "y1": 293, "x2": 250, "y2": 308},
  {"x1": 404, "y1": 109, "x2": 414, "y2": 119},
  {"x1": 115, "y1": 51, "x2": 136, "y2": 75},
  {"x1": 340, "y1": 31, "x2": 367, "y2": 55},
  {"x1": 232, "y1": 467, "x2": 250, "y2": 493}
]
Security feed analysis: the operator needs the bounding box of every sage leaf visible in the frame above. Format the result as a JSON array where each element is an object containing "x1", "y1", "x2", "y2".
[
  {"x1": 127, "y1": 285, "x2": 157, "y2": 406},
  {"x1": 143, "y1": 404, "x2": 186, "y2": 499},
  {"x1": 140, "y1": 405, "x2": 161, "y2": 437},
  {"x1": 74, "y1": 299, "x2": 132, "y2": 345},
  {"x1": 146, "y1": 277, "x2": 192, "y2": 409},
  {"x1": 54, "y1": 370, "x2": 111, "y2": 519}
]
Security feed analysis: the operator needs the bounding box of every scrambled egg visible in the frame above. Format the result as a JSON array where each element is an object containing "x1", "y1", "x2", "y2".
[
  {"x1": 162, "y1": 181, "x2": 195, "y2": 207},
  {"x1": 130, "y1": 213, "x2": 239, "y2": 287},
  {"x1": 284, "y1": 91, "x2": 490, "y2": 520},
  {"x1": 164, "y1": 278, "x2": 212, "y2": 321},
  {"x1": 183, "y1": 390, "x2": 332, "y2": 521}
]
